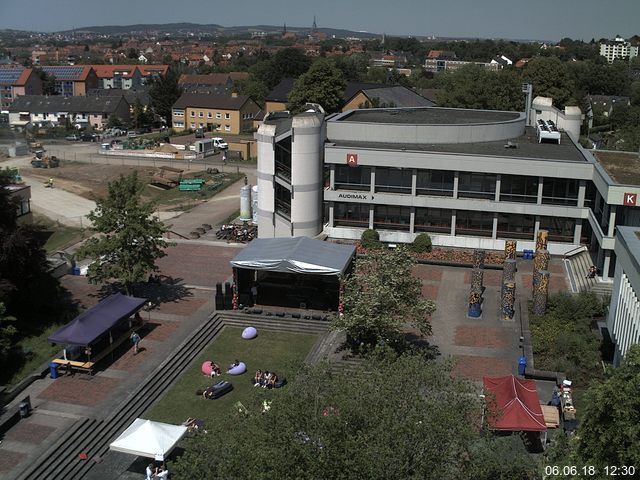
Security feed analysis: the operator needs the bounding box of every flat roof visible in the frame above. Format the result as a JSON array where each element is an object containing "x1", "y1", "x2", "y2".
[
  {"x1": 592, "y1": 151, "x2": 640, "y2": 185},
  {"x1": 617, "y1": 226, "x2": 640, "y2": 272},
  {"x1": 339, "y1": 107, "x2": 521, "y2": 125},
  {"x1": 330, "y1": 127, "x2": 586, "y2": 163}
]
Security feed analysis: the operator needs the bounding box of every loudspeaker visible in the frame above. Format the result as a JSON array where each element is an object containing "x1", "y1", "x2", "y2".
[
  {"x1": 292, "y1": 313, "x2": 301, "y2": 319},
  {"x1": 215, "y1": 283, "x2": 223, "y2": 296},
  {"x1": 224, "y1": 282, "x2": 233, "y2": 309},
  {"x1": 276, "y1": 312, "x2": 285, "y2": 317},
  {"x1": 215, "y1": 293, "x2": 224, "y2": 310}
]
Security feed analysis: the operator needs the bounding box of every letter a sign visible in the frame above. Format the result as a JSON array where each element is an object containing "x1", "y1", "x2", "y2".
[
  {"x1": 346, "y1": 153, "x2": 358, "y2": 167},
  {"x1": 623, "y1": 192, "x2": 637, "y2": 206}
]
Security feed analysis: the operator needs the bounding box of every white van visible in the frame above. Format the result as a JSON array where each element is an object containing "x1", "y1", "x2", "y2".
[{"x1": 212, "y1": 137, "x2": 228, "y2": 150}]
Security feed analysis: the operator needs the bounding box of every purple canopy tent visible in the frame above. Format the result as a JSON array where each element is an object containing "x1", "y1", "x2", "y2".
[{"x1": 48, "y1": 293, "x2": 147, "y2": 359}]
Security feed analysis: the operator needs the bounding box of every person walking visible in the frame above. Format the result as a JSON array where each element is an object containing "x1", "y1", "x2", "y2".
[
  {"x1": 222, "y1": 151, "x2": 227, "y2": 165},
  {"x1": 130, "y1": 331, "x2": 141, "y2": 355},
  {"x1": 145, "y1": 463, "x2": 154, "y2": 480}
]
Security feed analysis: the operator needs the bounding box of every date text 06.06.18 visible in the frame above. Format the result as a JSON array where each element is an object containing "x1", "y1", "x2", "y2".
[{"x1": 544, "y1": 465, "x2": 636, "y2": 476}]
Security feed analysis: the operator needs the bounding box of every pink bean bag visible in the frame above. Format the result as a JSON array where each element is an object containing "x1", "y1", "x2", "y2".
[{"x1": 201, "y1": 361, "x2": 213, "y2": 376}]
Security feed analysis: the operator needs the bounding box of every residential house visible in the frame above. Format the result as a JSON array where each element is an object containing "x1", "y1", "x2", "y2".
[
  {"x1": 0, "y1": 66, "x2": 42, "y2": 111},
  {"x1": 137, "y1": 65, "x2": 169, "y2": 84},
  {"x1": 8, "y1": 95, "x2": 131, "y2": 130},
  {"x1": 490, "y1": 55, "x2": 513, "y2": 68},
  {"x1": 178, "y1": 73, "x2": 234, "y2": 94},
  {"x1": 589, "y1": 95, "x2": 630, "y2": 119},
  {"x1": 171, "y1": 92, "x2": 260, "y2": 134},
  {"x1": 91, "y1": 65, "x2": 143, "y2": 90},
  {"x1": 39, "y1": 65, "x2": 99, "y2": 96},
  {"x1": 264, "y1": 78, "x2": 295, "y2": 114},
  {"x1": 342, "y1": 85, "x2": 434, "y2": 111}
]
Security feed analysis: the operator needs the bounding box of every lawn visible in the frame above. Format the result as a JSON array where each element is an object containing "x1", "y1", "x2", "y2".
[
  {"x1": 31, "y1": 213, "x2": 86, "y2": 252},
  {"x1": 145, "y1": 327, "x2": 318, "y2": 426}
]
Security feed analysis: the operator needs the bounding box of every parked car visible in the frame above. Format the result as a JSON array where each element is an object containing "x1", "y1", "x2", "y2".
[
  {"x1": 80, "y1": 133, "x2": 99, "y2": 142},
  {"x1": 65, "y1": 134, "x2": 80, "y2": 141},
  {"x1": 195, "y1": 128, "x2": 205, "y2": 138},
  {"x1": 127, "y1": 131, "x2": 139, "y2": 138},
  {"x1": 212, "y1": 137, "x2": 228, "y2": 150}
]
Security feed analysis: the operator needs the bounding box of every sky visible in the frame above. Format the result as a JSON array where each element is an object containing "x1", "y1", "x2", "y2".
[{"x1": 1, "y1": 0, "x2": 639, "y2": 42}]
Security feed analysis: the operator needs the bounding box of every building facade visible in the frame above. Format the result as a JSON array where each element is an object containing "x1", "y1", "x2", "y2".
[
  {"x1": 606, "y1": 226, "x2": 640, "y2": 365},
  {"x1": 171, "y1": 93, "x2": 260, "y2": 135},
  {"x1": 256, "y1": 104, "x2": 640, "y2": 280},
  {"x1": 0, "y1": 67, "x2": 42, "y2": 110},
  {"x1": 599, "y1": 36, "x2": 639, "y2": 63}
]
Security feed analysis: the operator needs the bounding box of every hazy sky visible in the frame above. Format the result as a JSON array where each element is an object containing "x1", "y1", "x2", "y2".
[{"x1": 1, "y1": 0, "x2": 638, "y2": 41}]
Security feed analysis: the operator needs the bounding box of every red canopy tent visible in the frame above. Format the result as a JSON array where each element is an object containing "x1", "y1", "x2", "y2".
[{"x1": 482, "y1": 375, "x2": 547, "y2": 432}]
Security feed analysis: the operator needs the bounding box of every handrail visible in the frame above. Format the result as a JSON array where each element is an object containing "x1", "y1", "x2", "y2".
[{"x1": 563, "y1": 245, "x2": 587, "y2": 259}]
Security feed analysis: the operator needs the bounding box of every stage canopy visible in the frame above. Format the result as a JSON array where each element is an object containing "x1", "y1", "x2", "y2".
[
  {"x1": 109, "y1": 418, "x2": 188, "y2": 460},
  {"x1": 483, "y1": 375, "x2": 547, "y2": 432},
  {"x1": 48, "y1": 293, "x2": 146, "y2": 346},
  {"x1": 230, "y1": 237, "x2": 356, "y2": 276}
]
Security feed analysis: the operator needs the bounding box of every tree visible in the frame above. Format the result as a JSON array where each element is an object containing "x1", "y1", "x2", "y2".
[
  {"x1": 360, "y1": 228, "x2": 381, "y2": 249},
  {"x1": 287, "y1": 59, "x2": 346, "y2": 114},
  {"x1": 411, "y1": 233, "x2": 432, "y2": 253},
  {"x1": 33, "y1": 67, "x2": 58, "y2": 96},
  {"x1": 130, "y1": 100, "x2": 153, "y2": 129},
  {"x1": 0, "y1": 302, "x2": 17, "y2": 361},
  {"x1": 575, "y1": 344, "x2": 640, "y2": 469},
  {"x1": 170, "y1": 352, "x2": 539, "y2": 479},
  {"x1": 332, "y1": 248, "x2": 436, "y2": 348},
  {"x1": 236, "y1": 77, "x2": 269, "y2": 107},
  {"x1": 106, "y1": 113, "x2": 123, "y2": 129},
  {"x1": 78, "y1": 172, "x2": 170, "y2": 295},
  {"x1": 437, "y1": 65, "x2": 523, "y2": 111},
  {"x1": 523, "y1": 57, "x2": 576, "y2": 107},
  {"x1": 148, "y1": 70, "x2": 183, "y2": 125}
]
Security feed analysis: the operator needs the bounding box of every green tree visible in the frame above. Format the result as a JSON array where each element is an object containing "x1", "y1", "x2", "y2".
[
  {"x1": 78, "y1": 172, "x2": 170, "y2": 295},
  {"x1": 360, "y1": 228, "x2": 382, "y2": 249},
  {"x1": 575, "y1": 344, "x2": 640, "y2": 469},
  {"x1": 170, "y1": 352, "x2": 535, "y2": 480},
  {"x1": 0, "y1": 302, "x2": 17, "y2": 361},
  {"x1": 437, "y1": 65, "x2": 523, "y2": 111},
  {"x1": 106, "y1": 114, "x2": 123, "y2": 129},
  {"x1": 33, "y1": 67, "x2": 58, "y2": 96},
  {"x1": 332, "y1": 248, "x2": 436, "y2": 347},
  {"x1": 130, "y1": 100, "x2": 153, "y2": 129},
  {"x1": 148, "y1": 70, "x2": 183, "y2": 125},
  {"x1": 287, "y1": 59, "x2": 346, "y2": 114},
  {"x1": 523, "y1": 57, "x2": 576, "y2": 107},
  {"x1": 236, "y1": 77, "x2": 269, "y2": 107}
]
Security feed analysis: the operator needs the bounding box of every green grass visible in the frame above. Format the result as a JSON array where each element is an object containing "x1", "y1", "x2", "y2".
[
  {"x1": 2, "y1": 322, "x2": 67, "y2": 387},
  {"x1": 31, "y1": 214, "x2": 85, "y2": 252},
  {"x1": 145, "y1": 327, "x2": 318, "y2": 425}
]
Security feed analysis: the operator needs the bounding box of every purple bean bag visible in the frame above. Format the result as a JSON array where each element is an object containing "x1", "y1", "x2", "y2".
[
  {"x1": 227, "y1": 361, "x2": 247, "y2": 375},
  {"x1": 201, "y1": 361, "x2": 213, "y2": 376},
  {"x1": 242, "y1": 326, "x2": 257, "y2": 339}
]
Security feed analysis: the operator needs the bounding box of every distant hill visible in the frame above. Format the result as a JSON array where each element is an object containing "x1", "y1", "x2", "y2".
[{"x1": 57, "y1": 22, "x2": 382, "y2": 39}]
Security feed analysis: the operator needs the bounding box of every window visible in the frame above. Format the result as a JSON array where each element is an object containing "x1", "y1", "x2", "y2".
[
  {"x1": 334, "y1": 202, "x2": 370, "y2": 228},
  {"x1": 224, "y1": 125, "x2": 231, "y2": 131},
  {"x1": 455, "y1": 210, "x2": 494, "y2": 237},
  {"x1": 542, "y1": 178, "x2": 578, "y2": 206},
  {"x1": 198, "y1": 111, "x2": 203, "y2": 117},
  {"x1": 416, "y1": 170, "x2": 454, "y2": 197},
  {"x1": 216, "y1": 112, "x2": 221, "y2": 119},
  {"x1": 374, "y1": 205, "x2": 411, "y2": 231},
  {"x1": 275, "y1": 183, "x2": 291, "y2": 219},
  {"x1": 224, "y1": 113, "x2": 231, "y2": 119},
  {"x1": 190, "y1": 111, "x2": 195, "y2": 117},
  {"x1": 190, "y1": 122, "x2": 195, "y2": 129},
  {"x1": 374, "y1": 167, "x2": 412, "y2": 194},
  {"x1": 199, "y1": 122, "x2": 204, "y2": 127},
  {"x1": 335, "y1": 165, "x2": 371, "y2": 191},
  {"x1": 415, "y1": 208, "x2": 451, "y2": 234},
  {"x1": 174, "y1": 121, "x2": 184, "y2": 128},
  {"x1": 458, "y1": 172, "x2": 496, "y2": 200},
  {"x1": 496, "y1": 213, "x2": 535, "y2": 239},
  {"x1": 173, "y1": 110, "x2": 184, "y2": 117},
  {"x1": 207, "y1": 112, "x2": 212, "y2": 118},
  {"x1": 500, "y1": 175, "x2": 538, "y2": 203},
  {"x1": 539, "y1": 216, "x2": 576, "y2": 243}
]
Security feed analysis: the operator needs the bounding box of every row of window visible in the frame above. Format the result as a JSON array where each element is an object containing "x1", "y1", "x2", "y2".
[
  {"x1": 174, "y1": 110, "x2": 254, "y2": 120},
  {"x1": 332, "y1": 203, "x2": 577, "y2": 242},
  {"x1": 333, "y1": 165, "x2": 581, "y2": 206}
]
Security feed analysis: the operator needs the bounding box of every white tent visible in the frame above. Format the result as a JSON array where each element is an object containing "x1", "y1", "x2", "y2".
[{"x1": 109, "y1": 418, "x2": 188, "y2": 461}]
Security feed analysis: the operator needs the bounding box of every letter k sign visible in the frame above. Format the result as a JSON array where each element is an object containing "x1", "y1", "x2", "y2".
[{"x1": 623, "y1": 192, "x2": 637, "y2": 206}]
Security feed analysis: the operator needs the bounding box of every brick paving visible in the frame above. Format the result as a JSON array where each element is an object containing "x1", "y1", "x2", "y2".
[
  {"x1": 454, "y1": 326, "x2": 510, "y2": 349},
  {"x1": 421, "y1": 284, "x2": 439, "y2": 299},
  {"x1": 0, "y1": 451, "x2": 26, "y2": 475},
  {"x1": 155, "y1": 243, "x2": 238, "y2": 287},
  {"x1": 140, "y1": 320, "x2": 181, "y2": 342},
  {"x1": 2, "y1": 422, "x2": 56, "y2": 445},
  {"x1": 463, "y1": 269, "x2": 503, "y2": 287},
  {"x1": 37, "y1": 376, "x2": 121, "y2": 407},
  {"x1": 451, "y1": 355, "x2": 512, "y2": 381},
  {"x1": 521, "y1": 273, "x2": 568, "y2": 292},
  {"x1": 412, "y1": 265, "x2": 443, "y2": 281}
]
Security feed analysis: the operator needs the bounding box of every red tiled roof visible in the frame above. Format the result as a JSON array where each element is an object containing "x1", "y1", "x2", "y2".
[
  {"x1": 137, "y1": 65, "x2": 169, "y2": 76},
  {"x1": 90, "y1": 65, "x2": 137, "y2": 78},
  {"x1": 15, "y1": 68, "x2": 33, "y2": 86}
]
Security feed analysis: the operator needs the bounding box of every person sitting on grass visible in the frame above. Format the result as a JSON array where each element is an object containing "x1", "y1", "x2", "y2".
[
  {"x1": 267, "y1": 372, "x2": 278, "y2": 389},
  {"x1": 253, "y1": 369, "x2": 263, "y2": 386},
  {"x1": 261, "y1": 371, "x2": 272, "y2": 388},
  {"x1": 210, "y1": 362, "x2": 221, "y2": 377}
]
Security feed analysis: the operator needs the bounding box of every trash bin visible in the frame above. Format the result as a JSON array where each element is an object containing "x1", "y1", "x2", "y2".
[
  {"x1": 19, "y1": 401, "x2": 30, "y2": 418},
  {"x1": 518, "y1": 356, "x2": 527, "y2": 376},
  {"x1": 49, "y1": 362, "x2": 59, "y2": 379}
]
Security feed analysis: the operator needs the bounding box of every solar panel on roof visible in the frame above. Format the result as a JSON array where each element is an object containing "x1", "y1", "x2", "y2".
[{"x1": 0, "y1": 68, "x2": 24, "y2": 84}]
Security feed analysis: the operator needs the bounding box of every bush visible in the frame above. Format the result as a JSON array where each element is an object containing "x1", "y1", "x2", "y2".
[
  {"x1": 360, "y1": 229, "x2": 382, "y2": 249},
  {"x1": 411, "y1": 233, "x2": 432, "y2": 253}
]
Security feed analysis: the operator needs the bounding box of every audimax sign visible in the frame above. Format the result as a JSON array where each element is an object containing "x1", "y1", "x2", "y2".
[{"x1": 337, "y1": 193, "x2": 373, "y2": 200}]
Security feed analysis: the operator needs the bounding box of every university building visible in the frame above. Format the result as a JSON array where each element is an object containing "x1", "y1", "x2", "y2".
[{"x1": 255, "y1": 100, "x2": 640, "y2": 283}]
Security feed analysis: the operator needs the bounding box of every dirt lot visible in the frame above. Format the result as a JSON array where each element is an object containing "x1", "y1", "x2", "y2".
[{"x1": 23, "y1": 162, "x2": 243, "y2": 211}]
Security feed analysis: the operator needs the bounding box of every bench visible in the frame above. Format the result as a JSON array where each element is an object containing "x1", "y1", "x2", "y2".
[
  {"x1": 51, "y1": 358, "x2": 96, "y2": 374},
  {"x1": 179, "y1": 184, "x2": 202, "y2": 191},
  {"x1": 180, "y1": 178, "x2": 205, "y2": 185}
]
